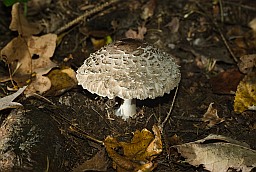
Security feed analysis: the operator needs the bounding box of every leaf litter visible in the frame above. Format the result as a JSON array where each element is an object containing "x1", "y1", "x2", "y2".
[
  {"x1": 0, "y1": 2, "x2": 77, "y2": 96},
  {"x1": 0, "y1": 0, "x2": 256, "y2": 172},
  {"x1": 0, "y1": 33, "x2": 58, "y2": 95}
]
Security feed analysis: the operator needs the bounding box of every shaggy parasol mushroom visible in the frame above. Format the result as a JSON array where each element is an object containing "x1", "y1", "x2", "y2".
[{"x1": 76, "y1": 38, "x2": 181, "y2": 120}]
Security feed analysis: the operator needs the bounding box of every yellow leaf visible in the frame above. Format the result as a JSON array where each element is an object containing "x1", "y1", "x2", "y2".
[
  {"x1": 120, "y1": 128, "x2": 154, "y2": 161},
  {"x1": 104, "y1": 125, "x2": 162, "y2": 172},
  {"x1": 46, "y1": 67, "x2": 77, "y2": 96},
  {"x1": 234, "y1": 71, "x2": 256, "y2": 113}
]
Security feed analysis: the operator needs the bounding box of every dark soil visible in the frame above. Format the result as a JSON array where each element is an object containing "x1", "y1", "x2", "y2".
[{"x1": 0, "y1": 0, "x2": 255, "y2": 172}]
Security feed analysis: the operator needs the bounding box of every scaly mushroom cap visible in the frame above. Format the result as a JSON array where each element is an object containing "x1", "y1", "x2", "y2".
[{"x1": 76, "y1": 38, "x2": 181, "y2": 100}]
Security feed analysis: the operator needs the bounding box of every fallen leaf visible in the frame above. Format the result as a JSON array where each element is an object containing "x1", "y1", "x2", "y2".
[
  {"x1": 166, "y1": 17, "x2": 180, "y2": 33},
  {"x1": 238, "y1": 54, "x2": 256, "y2": 74},
  {"x1": 234, "y1": 71, "x2": 256, "y2": 113},
  {"x1": 104, "y1": 136, "x2": 139, "y2": 171},
  {"x1": 169, "y1": 134, "x2": 182, "y2": 146},
  {"x1": 0, "y1": 86, "x2": 26, "y2": 111},
  {"x1": 210, "y1": 68, "x2": 244, "y2": 94},
  {"x1": 202, "y1": 103, "x2": 224, "y2": 128},
  {"x1": 173, "y1": 134, "x2": 256, "y2": 172},
  {"x1": 0, "y1": 33, "x2": 57, "y2": 96},
  {"x1": 1, "y1": 36, "x2": 32, "y2": 85},
  {"x1": 24, "y1": 75, "x2": 51, "y2": 96},
  {"x1": 72, "y1": 148, "x2": 110, "y2": 172},
  {"x1": 45, "y1": 67, "x2": 77, "y2": 96},
  {"x1": 90, "y1": 36, "x2": 112, "y2": 50},
  {"x1": 104, "y1": 125, "x2": 162, "y2": 172},
  {"x1": 249, "y1": 18, "x2": 256, "y2": 33},
  {"x1": 141, "y1": 0, "x2": 156, "y2": 20},
  {"x1": 125, "y1": 26, "x2": 147, "y2": 40},
  {"x1": 29, "y1": 34, "x2": 57, "y2": 74},
  {"x1": 10, "y1": 3, "x2": 42, "y2": 36}
]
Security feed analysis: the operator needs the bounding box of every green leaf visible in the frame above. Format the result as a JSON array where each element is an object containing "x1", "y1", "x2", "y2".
[{"x1": 3, "y1": 0, "x2": 28, "y2": 7}]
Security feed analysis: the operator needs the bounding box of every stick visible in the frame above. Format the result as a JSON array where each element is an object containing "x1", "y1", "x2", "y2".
[
  {"x1": 55, "y1": 0, "x2": 119, "y2": 35},
  {"x1": 160, "y1": 84, "x2": 179, "y2": 130}
]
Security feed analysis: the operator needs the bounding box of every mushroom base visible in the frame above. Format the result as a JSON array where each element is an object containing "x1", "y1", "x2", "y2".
[{"x1": 115, "y1": 99, "x2": 136, "y2": 120}]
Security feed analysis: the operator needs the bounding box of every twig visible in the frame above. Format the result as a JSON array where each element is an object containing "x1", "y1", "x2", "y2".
[
  {"x1": 160, "y1": 84, "x2": 179, "y2": 130},
  {"x1": 193, "y1": 3, "x2": 239, "y2": 63},
  {"x1": 69, "y1": 126, "x2": 103, "y2": 145},
  {"x1": 223, "y1": 1, "x2": 256, "y2": 11},
  {"x1": 49, "y1": 111, "x2": 103, "y2": 145},
  {"x1": 213, "y1": 21, "x2": 238, "y2": 63},
  {"x1": 218, "y1": 0, "x2": 224, "y2": 23},
  {"x1": 55, "y1": 0, "x2": 119, "y2": 35},
  {"x1": 32, "y1": 93, "x2": 56, "y2": 106}
]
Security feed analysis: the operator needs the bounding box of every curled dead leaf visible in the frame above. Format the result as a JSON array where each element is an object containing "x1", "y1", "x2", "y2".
[
  {"x1": 202, "y1": 103, "x2": 224, "y2": 128},
  {"x1": 10, "y1": 3, "x2": 42, "y2": 36},
  {"x1": 104, "y1": 125, "x2": 162, "y2": 172},
  {"x1": 141, "y1": 0, "x2": 156, "y2": 20},
  {"x1": 125, "y1": 26, "x2": 147, "y2": 40}
]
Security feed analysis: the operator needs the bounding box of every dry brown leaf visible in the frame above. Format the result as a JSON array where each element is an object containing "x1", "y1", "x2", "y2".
[
  {"x1": 238, "y1": 54, "x2": 256, "y2": 74},
  {"x1": 234, "y1": 71, "x2": 256, "y2": 113},
  {"x1": 0, "y1": 34, "x2": 57, "y2": 96},
  {"x1": 0, "y1": 86, "x2": 26, "y2": 111},
  {"x1": 141, "y1": 0, "x2": 156, "y2": 20},
  {"x1": 210, "y1": 68, "x2": 244, "y2": 94},
  {"x1": 24, "y1": 75, "x2": 51, "y2": 96},
  {"x1": 1, "y1": 36, "x2": 32, "y2": 85},
  {"x1": 0, "y1": 34, "x2": 57, "y2": 87},
  {"x1": 104, "y1": 125, "x2": 162, "y2": 172},
  {"x1": 249, "y1": 18, "x2": 256, "y2": 33},
  {"x1": 173, "y1": 134, "x2": 256, "y2": 172},
  {"x1": 29, "y1": 34, "x2": 57, "y2": 74},
  {"x1": 72, "y1": 148, "x2": 110, "y2": 172},
  {"x1": 202, "y1": 103, "x2": 224, "y2": 128},
  {"x1": 169, "y1": 134, "x2": 183, "y2": 146},
  {"x1": 125, "y1": 26, "x2": 147, "y2": 40},
  {"x1": 10, "y1": 3, "x2": 42, "y2": 36},
  {"x1": 166, "y1": 17, "x2": 180, "y2": 33}
]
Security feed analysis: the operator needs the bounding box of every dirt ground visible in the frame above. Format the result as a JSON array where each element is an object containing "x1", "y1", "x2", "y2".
[{"x1": 0, "y1": 0, "x2": 256, "y2": 172}]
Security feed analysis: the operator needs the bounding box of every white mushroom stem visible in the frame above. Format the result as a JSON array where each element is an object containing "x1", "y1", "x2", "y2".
[{"x1": 115, "y1": 99, "x2": 136, "y2": 120}]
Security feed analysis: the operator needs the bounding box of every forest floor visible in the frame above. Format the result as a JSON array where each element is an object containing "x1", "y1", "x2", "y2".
[{"x1": 0, "y1": 0, "x2": 256, "y2": 172}]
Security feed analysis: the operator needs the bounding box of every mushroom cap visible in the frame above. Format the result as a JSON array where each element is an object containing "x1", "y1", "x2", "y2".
[{"x1": 76, "y1": 38, "x2": 181, "y2": 100}]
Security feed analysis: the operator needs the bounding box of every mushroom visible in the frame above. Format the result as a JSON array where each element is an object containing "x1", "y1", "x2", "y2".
[{"x1": 76, "y1": 38, "x2": 181, "y2": 120}]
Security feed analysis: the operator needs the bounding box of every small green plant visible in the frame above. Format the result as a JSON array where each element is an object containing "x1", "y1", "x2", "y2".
[{"x1": 3, "y1": 0, "x2": 28, "y2": 7}]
